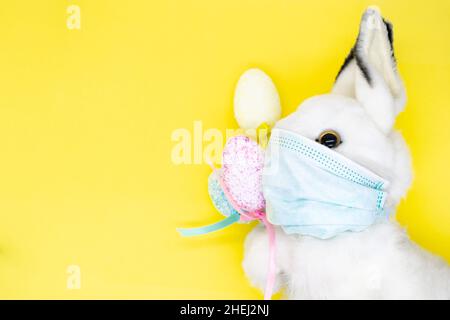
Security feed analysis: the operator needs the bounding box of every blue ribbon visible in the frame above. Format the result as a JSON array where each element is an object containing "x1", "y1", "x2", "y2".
[{"x1": 177, "y1": 213, "x2": 240, "y2": 237}]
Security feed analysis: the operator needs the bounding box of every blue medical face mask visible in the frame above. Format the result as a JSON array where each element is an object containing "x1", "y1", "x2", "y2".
[{"x1": 263, "y1": 128, "x2": 390, "y2": 239}]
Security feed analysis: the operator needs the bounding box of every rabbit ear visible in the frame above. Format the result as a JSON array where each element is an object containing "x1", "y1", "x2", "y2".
[
  {"x1": 332, "y1": 48, "x2": 358, "y2": 98},
  {"x1": 332, "y1": 7, "x2": 406, "y2": 134}
]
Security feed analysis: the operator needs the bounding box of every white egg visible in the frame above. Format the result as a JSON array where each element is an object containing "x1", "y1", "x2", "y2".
[{"x1": 233, "y1": 68, "x2": 281, "y2": 129}]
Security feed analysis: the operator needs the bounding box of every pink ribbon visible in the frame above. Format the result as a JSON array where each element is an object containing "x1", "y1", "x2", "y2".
[{"x1": 210, "y1": 161, "x2": 276, "y2": 300}]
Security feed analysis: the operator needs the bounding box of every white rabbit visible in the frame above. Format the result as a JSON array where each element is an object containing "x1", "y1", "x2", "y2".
[{"x1": 241, "y1": 7, "x2": 450, "y2": 299}]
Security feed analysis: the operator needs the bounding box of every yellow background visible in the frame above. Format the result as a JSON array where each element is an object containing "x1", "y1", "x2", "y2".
[{"x1": 0, "y1": 0, "x2": 449, "y2": 299}]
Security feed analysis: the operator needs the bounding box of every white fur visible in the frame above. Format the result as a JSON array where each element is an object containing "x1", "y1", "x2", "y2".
[{"x1": 242, "y1": 8, "x2": 450, "y2": 299}]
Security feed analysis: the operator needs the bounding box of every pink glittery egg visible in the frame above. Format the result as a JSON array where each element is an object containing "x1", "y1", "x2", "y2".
[{"x1": 221, "y1": 135, "x2": 265, "y2": 213}]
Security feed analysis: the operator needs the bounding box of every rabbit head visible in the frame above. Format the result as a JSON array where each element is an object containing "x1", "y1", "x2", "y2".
[{"x1": 275, "y1": 7, "x2": 412, "y2": 209}]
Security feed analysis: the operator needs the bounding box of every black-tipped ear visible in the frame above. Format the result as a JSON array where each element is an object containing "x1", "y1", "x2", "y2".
[
  {"x1": 332, "y1": 7, "x2": 406, "y2": 134},
  {"x1": 333, "y1": 47, "x2": 357, "y2": 98},
  {"x1": 383, "y1": 19, "x2": 394, "y2": 50},
  {"x1": 336, "y1": 48, "x2": 355, "y2": 82}
]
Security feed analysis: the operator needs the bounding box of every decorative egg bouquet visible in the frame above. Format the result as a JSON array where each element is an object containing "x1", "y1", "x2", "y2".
[
  {"x1": 177, "y1": 133, "x2": 276, "y2": 300},
  {"x1": 178, "y1": 69, "x2": 281, "y2": 300}
]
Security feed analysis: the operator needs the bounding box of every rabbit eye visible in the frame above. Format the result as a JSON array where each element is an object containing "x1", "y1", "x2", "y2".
[{"x1": 316, "y1": 130, "x2": 342, "y2": 148}]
